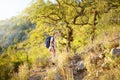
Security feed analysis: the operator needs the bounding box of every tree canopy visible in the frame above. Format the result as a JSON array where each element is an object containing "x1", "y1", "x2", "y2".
[{"x1": 24, "y1": 0, "x2": 120, "y2": 52}]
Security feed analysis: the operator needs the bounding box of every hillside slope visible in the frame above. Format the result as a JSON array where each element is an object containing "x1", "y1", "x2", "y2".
[
  {"x1": 0, "y1": 16, "x2": 35, "y2": 49},
  {"x1": 0, "y1": 0, "x2": 120, "y2": 80}
]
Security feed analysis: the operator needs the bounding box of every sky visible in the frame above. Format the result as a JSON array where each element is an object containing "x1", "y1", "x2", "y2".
[{"x1": 0, "y1": 0, "x2": 32, "y2": 20}]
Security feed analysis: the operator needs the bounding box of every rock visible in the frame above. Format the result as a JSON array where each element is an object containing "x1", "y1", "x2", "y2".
[
  {"x1": 110, "y1": 48, "x2": 120, "y2": 56},
  {"x1": 77, "y1": 61, "x2": 84, "y2": 70},
  {"x1": 29, "y1": 75, "x2": 40, "y2": 80},
  {"x1": 73, "y1": 68, "x2": 77, "y2": 75},
  {"x1": 56, "y1": 74, "x2": 62, "y2": 80}
]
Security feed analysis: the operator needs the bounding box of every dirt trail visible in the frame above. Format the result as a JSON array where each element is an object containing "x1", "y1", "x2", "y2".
[
  {"x1": 29, "y1": 62, "x2": 56, "y2": 80},
  {"x1": 29, "y1": 54, "x2": 87, "y2": 80}
]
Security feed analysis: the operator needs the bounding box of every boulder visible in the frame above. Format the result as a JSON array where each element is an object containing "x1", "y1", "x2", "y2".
[
  {"x1": 110, "y1": 48, "x2": 120, "y2": 56},
  {"x1": 56, "y1": 74, "x2": 62, "y2": 80},
  {"x1": 77, "y1": 61, "x2": 84, "y2": 70}
]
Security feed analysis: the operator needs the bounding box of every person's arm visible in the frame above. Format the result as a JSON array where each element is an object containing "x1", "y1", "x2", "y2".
[{"x1": 49, "y1": 37, "x2": 54, "y2": 50}]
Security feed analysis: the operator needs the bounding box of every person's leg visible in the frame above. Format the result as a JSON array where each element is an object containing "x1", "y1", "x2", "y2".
[
  {"x1": 50, "y1": 48, "x2": 56, "y2": 62},
  {"x1": 52, "y1": 48, "x2": 56, "y2": 57}
]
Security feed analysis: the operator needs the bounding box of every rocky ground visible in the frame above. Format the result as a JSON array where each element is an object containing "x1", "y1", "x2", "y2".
[{"x1": 29, "y1": 43, "x2": 120, "y2": 80}]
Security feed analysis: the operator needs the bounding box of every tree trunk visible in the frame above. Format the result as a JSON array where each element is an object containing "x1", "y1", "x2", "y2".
[
  {"x1": 66, "y1": 25, "x2": 73, "y2": 53},
  {"x1": 90, "y1": 11, "x2": 97, "y2": 44}
]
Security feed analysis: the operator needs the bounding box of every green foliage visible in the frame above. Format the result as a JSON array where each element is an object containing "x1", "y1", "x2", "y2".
[
  {"x1": 23, "y1": 0, "x2": 120, "y2": 52},
  {"x1": 0, "y1": 0, "x2": 120, "y2": 80},
  {"x1": 0, "y1": 16, "x2": 35, "y2": 48}
]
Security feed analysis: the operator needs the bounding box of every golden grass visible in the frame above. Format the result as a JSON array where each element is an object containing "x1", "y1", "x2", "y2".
[
  {"x1": 56, "y1": 52, "x2": 74, "y2": 80},
  {"x1": 11, "y1": 63, "x2": 29, "y2": 80}
]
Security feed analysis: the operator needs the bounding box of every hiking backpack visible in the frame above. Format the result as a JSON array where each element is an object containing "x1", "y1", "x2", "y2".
[{"x1": 45, "y1": 36, "x2": 52, "y2": 48}]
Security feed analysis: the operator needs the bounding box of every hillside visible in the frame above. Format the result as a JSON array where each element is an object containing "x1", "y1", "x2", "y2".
[
  {"x1": 0, "y1": 16, "x2": 35, "y2": 49},
  {"x1": 0, "y1": 0, "x2": 120, "y2": 80}
]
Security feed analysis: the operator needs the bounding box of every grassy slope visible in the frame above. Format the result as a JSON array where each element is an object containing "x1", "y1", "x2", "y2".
[{"x1": 0, "y1": 24, "x2": 120, "y2": 80}]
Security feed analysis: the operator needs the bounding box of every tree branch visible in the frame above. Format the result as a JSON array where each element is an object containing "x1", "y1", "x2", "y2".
[
  {"x1": 73, "y1": 22, "x2": 92, "y2": 26},
  {"x1": 41, "y1": 12, "x2": 62, "y2": 22},
  {"x1": 43, "y1": 21, "x2": 57, "y2": 26},
  {"x1": 42, "y1": 15, "x2": 60, "y2": 22}
]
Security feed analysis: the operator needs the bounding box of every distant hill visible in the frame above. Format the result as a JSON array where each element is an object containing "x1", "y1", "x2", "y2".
[{"x1": 0, "y1": 16, "x2": 35, "y2": 48}]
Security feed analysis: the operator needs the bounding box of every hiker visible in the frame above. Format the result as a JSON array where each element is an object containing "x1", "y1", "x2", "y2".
[
  {"x1": 46, "y1": 30, "x2": 58, "y2": 61},
  {"x1": 49, "y1": 31, "x2": 58, "y2": 60}
]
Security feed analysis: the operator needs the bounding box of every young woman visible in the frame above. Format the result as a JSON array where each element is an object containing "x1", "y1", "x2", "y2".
[{"x1": 49, "y1": 31, "x2": 58, "y2": 62}]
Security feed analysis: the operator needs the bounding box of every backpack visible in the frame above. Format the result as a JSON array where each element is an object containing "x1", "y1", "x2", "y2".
[{"x1": 45, "y1": 36, "x2": 52, "y2": 48}]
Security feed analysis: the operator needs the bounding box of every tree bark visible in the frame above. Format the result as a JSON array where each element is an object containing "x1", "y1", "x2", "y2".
[
  {"x1": 66, "y1": 25, "x2": 73, "y2": 53},
  {"x1": 90, "y1": 11, "x2": 97, "y2": 43}
]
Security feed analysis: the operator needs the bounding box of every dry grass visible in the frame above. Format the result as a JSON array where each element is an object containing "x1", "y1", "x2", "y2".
[
  {"x1": 11, "y1": 63, "x2": 29, "y2": 80},
  {"x1": 94, "y1": 25, "x2": 120, "y2": 50},
  {"x1": 45, "y1": 52, "x2": 74, "y2": 80},
  {"x1": 46, "y1": 68, "x2": 57, "y2": 80},
  {"x1": 55, "y1": 53, "x2": 70, "y2": 68},
  {"x1": 99, "y1": 63, "x2": 120, "y2": 80}
]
